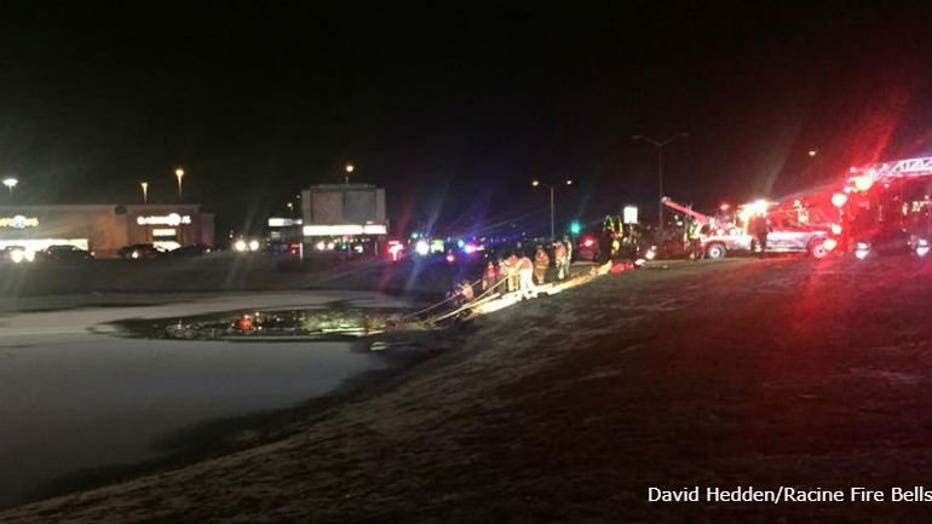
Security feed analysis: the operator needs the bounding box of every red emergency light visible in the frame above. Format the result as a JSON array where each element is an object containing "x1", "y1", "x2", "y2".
[
  {"x1": 387, "y1": 241, "x2": 404, "y2": 262},
  {"x1": 853, "y1": 175, "x2": 874, "y2": 192},
  {"x1": 831, "y1": 192, "x2": 848, "y2": 208}
]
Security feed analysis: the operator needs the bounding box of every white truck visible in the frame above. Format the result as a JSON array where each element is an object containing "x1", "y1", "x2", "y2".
[{"x1": 661, "y1": 197, "x2": 835, "y2": 259}]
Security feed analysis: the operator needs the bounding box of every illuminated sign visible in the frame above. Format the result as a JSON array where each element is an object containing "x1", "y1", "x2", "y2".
[
  {"x1": 302, "y1": 224, "x2": 387, "y2": 236},
  {"x1": 152, "y1": 228, "x2": 177, "y2": 237},
  {"x1": 623, "y1": 206, "x2": 638, "y2": 225},
  {"x1": 268, "y1": 217, "x2": 303, "y2": 227},
  {"x1": 136, "y1": 213, "x2": 191, "y2": 226},
  {"x1": 0, "y1": 215, "x2": 39, "y2": 228}
]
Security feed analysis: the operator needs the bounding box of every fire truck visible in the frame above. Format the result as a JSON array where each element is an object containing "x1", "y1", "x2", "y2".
[
  {"x1": 661, "y1": 197, "x2": 836, "y2": 259},
  {"x1": 834, "y1": 156, "x2": 932, "y2": 257}
]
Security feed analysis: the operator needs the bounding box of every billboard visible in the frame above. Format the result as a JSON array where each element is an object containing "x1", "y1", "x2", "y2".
[{"x1": 302, "y1": 184, "x2": 386, "y2": 226}]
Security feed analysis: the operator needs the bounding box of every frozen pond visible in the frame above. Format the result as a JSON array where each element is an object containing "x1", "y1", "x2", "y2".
[{"x1": 0, "y1": 291, "x2": 415, "y2": 507}]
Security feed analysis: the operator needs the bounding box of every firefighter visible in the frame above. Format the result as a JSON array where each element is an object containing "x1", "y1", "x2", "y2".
[
  {"x1": 458, "y1": 280, "x2": 475, "y2": 302},
  {"x1": 681, "y1": 220, "x2": 691, "y2": 257},
  {"x1": 506, "y1": 253, "x2": 520, "y2": 292},
  {"x1": 600, "y1": 216, "x2": 614, "y2": 263},
  {"x1": 553, "y1": 240, "x2": 568, "y2": 280},
  {"x1": 482, "y1": 261, "x2": 498, "y2": 292},
  {"x1": 749, "y1": 214, "x2": 769, "y2": 257},
  {"x1": 686, "y1": 219, "x2": 703, "y2": 260},
  {"x1": 446, "y1": 280, "x2": 473, "y2": 308},
  {"x1": 533, "y1": 246, "x2": 550, "y2": 285},
  {"x1": 497, "y1": 257, "x2": 509, "y2": 289},
  {"x1": 563, "y1": 235, "x2": 573, "y2": 265},
  {"x1": 517, "y1": 254, "x2": 534, "y2": 293}
]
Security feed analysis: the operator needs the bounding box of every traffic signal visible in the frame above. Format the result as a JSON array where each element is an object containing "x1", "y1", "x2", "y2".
[{"x1": 569, "y1": 220, "x2": 582, "y2": 235}]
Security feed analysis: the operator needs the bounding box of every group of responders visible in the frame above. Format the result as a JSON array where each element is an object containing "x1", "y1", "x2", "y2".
[{"x1": 649, "y1": 486, "x2": 932, "y2": 504}]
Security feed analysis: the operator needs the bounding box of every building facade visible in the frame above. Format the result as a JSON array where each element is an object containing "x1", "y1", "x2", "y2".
[
  {"x1": 300, "y1": 184, "x2": 387, "y2": 256},
  {"x1": 0, "y1": 204, "x2": 214, "y2": 258}
]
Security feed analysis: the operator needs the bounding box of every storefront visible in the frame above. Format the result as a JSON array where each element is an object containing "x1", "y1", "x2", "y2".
[{"x1": 0, "y1": 204, "x2": 215, "y2": 258}]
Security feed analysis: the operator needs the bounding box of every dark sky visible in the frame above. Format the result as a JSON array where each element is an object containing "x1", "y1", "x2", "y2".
[{"x1": 1, "y1": 2, "x2": 931, "y2": 236}]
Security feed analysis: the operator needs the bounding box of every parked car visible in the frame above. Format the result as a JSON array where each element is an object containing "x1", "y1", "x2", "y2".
[
  {"x1": 167, "y1": 244, "x2": 214, "y2": 257},
  {"x1": 575, "y1": 235, "x2": 600, "y2": 261},
  {"x1": 118, "y1": 243, "x2": 165, "y2": 260},
  {"x1": 2, "y1": 245, "x2": 36, "y2": 264},
  {"x1": 41, "y1": 245, "x2": 95, "y2": 261}
]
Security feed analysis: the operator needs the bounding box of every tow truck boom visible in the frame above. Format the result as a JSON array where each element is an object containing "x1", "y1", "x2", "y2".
[{"x1": 660, "y1": 197, "x2": 712, "y2": 225}]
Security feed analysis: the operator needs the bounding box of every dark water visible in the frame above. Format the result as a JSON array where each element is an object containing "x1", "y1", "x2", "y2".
[{"x1": 115, "y1": 306, "x2": 416, "y2": 341}]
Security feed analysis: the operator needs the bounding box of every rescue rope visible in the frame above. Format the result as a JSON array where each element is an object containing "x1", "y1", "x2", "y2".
[
  {"x1": 409, "y1": 260, "x2": 584, "y2": 326},
  {"x1": 421, "y1": 275, "x2": 510, "y2": 325},
  {"x1": 403, "y1": 276, "x2": 484, "y2": 320}
]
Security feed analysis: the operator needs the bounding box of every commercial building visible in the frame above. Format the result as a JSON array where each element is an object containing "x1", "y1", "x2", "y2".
[
  {"x1": 0, "y1": 204, "x2": 214, "y2": 258},
  {"x1": 300, "y1": 184, "x2": 388, "y2": 256}
]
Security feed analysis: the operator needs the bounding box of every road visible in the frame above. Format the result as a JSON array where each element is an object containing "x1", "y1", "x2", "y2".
[
  {"x1": 0, "y1": 290, "x2": 410, "y2": 508},
  {"x1": 4, "y1": 256, "x2": 932, "y2": 522}
]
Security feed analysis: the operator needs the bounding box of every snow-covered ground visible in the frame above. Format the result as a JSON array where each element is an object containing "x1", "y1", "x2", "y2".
[
  {"x1": 0, "y1": 291, "x2": 409, "y2": 507},
  {"x1": 6, "y1": 256, "x2": 932, "y2": 523}
]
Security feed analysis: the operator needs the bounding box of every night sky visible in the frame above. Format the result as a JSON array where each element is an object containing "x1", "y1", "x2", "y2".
[{"x1": 1, "y1": 2, "x2": 931, "y2": 237}]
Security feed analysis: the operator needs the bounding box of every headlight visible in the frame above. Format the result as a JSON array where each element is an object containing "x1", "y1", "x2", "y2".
[
  {"x1": 234, "y1": 240, "x2": 247, "y2": 252},
  {"x1": 248, "y1": 240, "x2": 260, "y2": 252},
  {"x1": 10, "y1": 250, "x2": 24, "y2": 263},
  {"x1": 918, "y1": 239, "x2": 929, "y2": 257},
  {"x1": 855, "y1": 242, "x2": 870, "y2": 260},
  {"x1": 24, "y1": 250, "x2": 35, "y2": 262}
]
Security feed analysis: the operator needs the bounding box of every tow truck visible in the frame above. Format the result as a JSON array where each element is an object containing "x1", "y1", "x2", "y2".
[{"x1": 661, "y1": 197, "x2": 836, "y2": 259}]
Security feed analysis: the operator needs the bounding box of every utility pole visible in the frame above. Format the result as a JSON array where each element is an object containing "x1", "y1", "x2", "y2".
[{"x1": 632, "y1": 133, "x2": 689, "y2": 231}]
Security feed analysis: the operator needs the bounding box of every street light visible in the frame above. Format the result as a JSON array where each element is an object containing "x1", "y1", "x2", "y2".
[
  {"x1": 344, "y1": 162, "x2": 355, "y2": 184},
  {"x1": 3, "y1": 178, "x2": 17, "y2": 201},
  {"x1": 531, "y1": 178, "x2": 573, "y2": 240},
  {"x1": 141, "y1": 181, "x2": 149, "y2": 204},
  {"x1": 174, "y1": 167, "x2": 185, "y2": 201},
  {"x1": 632, "y1": 132, "x2": 689, "y2": 230}
]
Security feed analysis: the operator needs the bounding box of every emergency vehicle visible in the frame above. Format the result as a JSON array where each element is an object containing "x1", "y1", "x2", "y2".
[
  {"x1": 661, "y1": 197, "x2": 836, "y2": 259},
  {"x1": 776, "y1": 156, "x2": 932, "y2": 258},
  {"x1": 836, "y1": 157, "x2": 932, "y2": 258}
]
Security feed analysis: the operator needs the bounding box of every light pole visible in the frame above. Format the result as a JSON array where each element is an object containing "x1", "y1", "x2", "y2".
[
  {"x1": 344, "y1": 162, "x2": 354, "y2": 184},
  {"x1": 632, "y1": 132, "x2": 688, "y2": 231},
  {"x1": 140, "y1": 181, "x2": 149, "y2": 204},
  {"x1": 532, "y1": 178, "x2": 573, "y2": 240},
  {"x1": 3, "y1": 178, "x2": 17, "y2": 201},
  {"x1": 174, "y1": 168, "x2": 185, "y2": 201}
]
